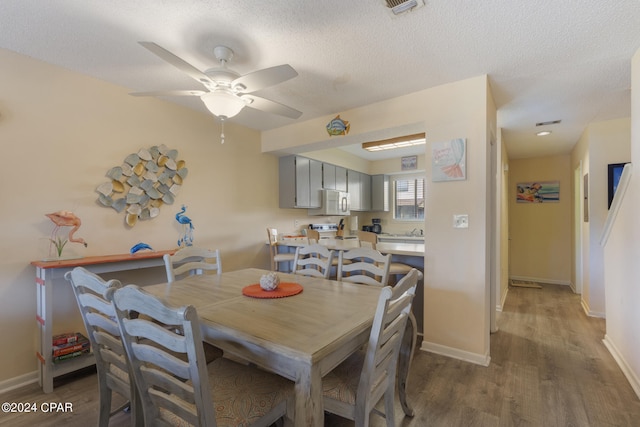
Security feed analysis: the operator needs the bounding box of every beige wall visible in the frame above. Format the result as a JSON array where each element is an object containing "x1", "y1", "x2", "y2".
[
  {"x1": 263, "y1": 75, "x2": 496, "y2": 365},
  {"x1": 508, "y1": 155, "x2": 572, "y2": 284},
  {"x1": 571, "y1": 118, "x2": 631, "y2": 316},
  {"x1": 602, "y1": 48, "x2": 640, "y2": 398},
  {"x1": 0, "y1": 48, "x2": 304, "y2": 388}
]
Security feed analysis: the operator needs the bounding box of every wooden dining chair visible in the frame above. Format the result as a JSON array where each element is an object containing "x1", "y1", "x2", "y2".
[
  {"x1": 163, "y1": 246, "x2": 222, "y2": 282},
  {"x1": 65, "y1": 267, "x2": 141, "y2": 427},
  {"x1": 322, "y1": 269, "x2": 419, "y2": 427},
  {"x1": 358, "y1": 231, "x2": 422, "y2": 284},
  {"x1": 163, "y1": 247, "x2": 225, "y2": 362},
  {"x1": 267, "y1": 228, "x2": 295, "y2": 272},
  {"x1": 357, "y1": 230, "x2": 378, "y2": 249},
  {"x1": 292, "y1": 243, "x2": 335, "y2": 278},
  {"x1": 109, "y1": 284, "x2": 294, "y2": 427},
  {"x1": 337, "y1": 247, "x2": 391, "y2": 287},
  {"x1": 306, "y1": 228, "x2": 320, "y2": 244}
]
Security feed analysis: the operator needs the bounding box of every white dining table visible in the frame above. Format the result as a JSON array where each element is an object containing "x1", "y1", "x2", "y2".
[{"x1": 143, "y1": 268, "x2": 387, "y2": 426}]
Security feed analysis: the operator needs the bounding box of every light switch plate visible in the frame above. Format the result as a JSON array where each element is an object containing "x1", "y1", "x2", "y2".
[{"x1": 453, "y1": 214, "x2": 469, "y2": 228}]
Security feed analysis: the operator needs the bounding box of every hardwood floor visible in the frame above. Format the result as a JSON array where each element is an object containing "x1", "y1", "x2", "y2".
[{"x1": 1, "y1": 283, "x2": 639, "y2": 426}]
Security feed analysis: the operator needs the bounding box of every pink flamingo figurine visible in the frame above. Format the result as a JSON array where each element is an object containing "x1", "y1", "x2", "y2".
[{"x1": 46, "y1": 210, "x2": 88, "y2": 247}]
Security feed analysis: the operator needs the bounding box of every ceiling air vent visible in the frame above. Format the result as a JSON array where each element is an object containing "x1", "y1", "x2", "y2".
[{"x1": 383, "y1": 0, "x2": 424, "y2": 16}]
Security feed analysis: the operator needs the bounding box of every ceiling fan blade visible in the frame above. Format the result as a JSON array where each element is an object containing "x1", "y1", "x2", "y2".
[
  {"x1": 242, "y1": 95, "x2": 302, "y2": 119},
  {"x1": 129, "y1": 90, "x2": 206, "y2": 97},
  {"x1": 232, "y1": 64, "x2": 298, "y2": 93},
  {"x1": 139, "y1": 41, "x2": 214, "y2": 86}
]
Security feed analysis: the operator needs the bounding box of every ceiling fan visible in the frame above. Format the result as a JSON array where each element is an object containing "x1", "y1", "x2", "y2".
[{"x1": 130, "y1": 42, "x2": 302, "y2": 141}]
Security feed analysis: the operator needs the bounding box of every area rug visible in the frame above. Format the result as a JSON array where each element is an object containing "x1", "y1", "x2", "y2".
[{"x1": 510, "y1": 279, "x2": 542, "y2": 289}]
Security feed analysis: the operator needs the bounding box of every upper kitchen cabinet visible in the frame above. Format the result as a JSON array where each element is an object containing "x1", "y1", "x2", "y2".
[
  {"x1": 371, "y1": 174, "x2": 390, "y2": 212},
  {"x1": 279, "y1": 156, "x2": 323, "y2": 208},
  {"x1": 322, "y1": 163, "x2": 347, "y2": 192},
  {"x1": 335, "y1": 166, "x2": 348, "y2": 192},
  {"x1": 347, "y1": 170, "x2": 371, "y2": 211}
]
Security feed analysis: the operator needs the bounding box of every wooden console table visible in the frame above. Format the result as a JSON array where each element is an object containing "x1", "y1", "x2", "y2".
[{"x1": 31, "y1": 250, "x2": 174, "y2": 393}]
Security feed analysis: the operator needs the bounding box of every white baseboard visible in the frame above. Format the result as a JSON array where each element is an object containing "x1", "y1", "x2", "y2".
[
  {"x1": 509, "y1": 275, "x2": 571, "y2": 286},
  {"x1": 420, "y1": 341, "x2": 491, "y2": 367},
  {"x1": 602, "y1": 334, "x2": 640, "y2": 400},
  {"x1": 580, "y1": 298, "x2": 606, "y2": 318},
  {"x1": 0, "y1": 371, "x2": 38, "y2": 395},
  {"x1": 498, "y1": 285, "x2": 509, "y2": 312}
]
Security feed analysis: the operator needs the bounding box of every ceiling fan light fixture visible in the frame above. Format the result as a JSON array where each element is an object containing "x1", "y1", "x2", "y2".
[
  {"x1": 201, "y1": 90, "x2": 246, "y2": 119},
  {"x1": 536, "y1": 130, "x2": 552, "y2": 136}
]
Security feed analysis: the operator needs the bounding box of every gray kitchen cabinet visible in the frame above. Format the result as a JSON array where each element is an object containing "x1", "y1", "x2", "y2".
[
  {"x1": 322, "y1": 163, "x2": 348, "y2": 192},
  {"x1": 335, "y1": 166, "x2": 348, "y2": 192},
  {"x1": 361, "y1": 173, "x2": 371, "y2": 211},
  {"x1": 371, "y1": 174, "x2": 389, "y2": 212},
  {"x1": 279, "y1": 156, "x2": 323, "y2": 208},
  {"x1": 347, "y1": 170, "x2": 362, "y2": 211},
  {"x1": 323, "y1": 163, "x2": 336, "y2": 189},
  {"x1": 347, "y1": 170, "x2": 371, "y2": 211}
]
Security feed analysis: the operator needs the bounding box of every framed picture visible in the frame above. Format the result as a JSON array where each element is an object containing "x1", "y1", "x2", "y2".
[
  {"x1": 401, "y1": 155, "x2": 417, "y2": 171},
  {"x1": 608, "y1": 162, "x2": 629, "y2": 208},
  {"x1": 432, "y1": 138, "x2": 466, "y2": 181},
  {"x1": 516, "y1": 181, "x2": 560, "y2": 203}
]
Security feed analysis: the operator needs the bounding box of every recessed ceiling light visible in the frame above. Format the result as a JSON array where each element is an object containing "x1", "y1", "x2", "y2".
[{"x1": 536, "y1": 131, "x2": 552, "y2": 136}]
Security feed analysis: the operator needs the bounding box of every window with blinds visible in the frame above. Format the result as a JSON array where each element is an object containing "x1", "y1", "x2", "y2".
[{"x1": 394, "y1": 177, "x2": 425, "y2": 220}]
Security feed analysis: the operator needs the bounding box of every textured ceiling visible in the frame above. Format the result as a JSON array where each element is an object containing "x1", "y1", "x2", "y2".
[{"x1": 1, "y1": 0, "x2": 639, "y2": 159}]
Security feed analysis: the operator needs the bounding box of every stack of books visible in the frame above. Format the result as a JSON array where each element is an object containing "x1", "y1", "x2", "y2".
[{"x1": 52, "y1": 332, "x2": 90, "y2": 363}]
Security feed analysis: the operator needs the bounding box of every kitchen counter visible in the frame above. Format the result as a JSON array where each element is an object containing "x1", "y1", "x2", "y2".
[
  {"x1": 278, "y1": 238, "x2": 424, "y2": 257},
  {"x1": 377, "y1": 234, "x2": 425, "y2": 243},
  {"x1": 376, "y1": 241, "x2": 424, "y2": 256}
]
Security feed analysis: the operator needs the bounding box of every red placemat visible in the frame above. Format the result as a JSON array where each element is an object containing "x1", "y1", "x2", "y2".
[{"x1": 242, "y1": 282, "x2": 303, "y2": 299}]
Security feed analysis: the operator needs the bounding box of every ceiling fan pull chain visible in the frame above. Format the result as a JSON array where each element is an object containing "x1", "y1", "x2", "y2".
[{"x1": 220, "y1": 118, "x2": 225, "y2": 144}]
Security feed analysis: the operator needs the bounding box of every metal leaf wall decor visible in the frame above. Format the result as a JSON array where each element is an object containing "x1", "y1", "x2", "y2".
[{"x1": 96, "y1": 144, "x2": 188, "y2": 227}]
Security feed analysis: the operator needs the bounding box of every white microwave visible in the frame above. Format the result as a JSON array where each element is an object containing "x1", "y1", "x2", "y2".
[{"x1": 308, "y1": 190, "x2": 350, "y2": 216}]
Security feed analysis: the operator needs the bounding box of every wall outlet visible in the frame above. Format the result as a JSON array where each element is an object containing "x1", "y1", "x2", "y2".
[
  {"x1": 294, "y1": 219, "x2": 299, "y2": 228},
  {"x1": 453, "y1": 214, "x2": 469, "y2": 229}
]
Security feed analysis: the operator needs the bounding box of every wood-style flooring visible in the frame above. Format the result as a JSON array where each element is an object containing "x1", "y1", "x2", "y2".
[{"x1": 1, "y1": 282, "x2": 639, "y2": 426}]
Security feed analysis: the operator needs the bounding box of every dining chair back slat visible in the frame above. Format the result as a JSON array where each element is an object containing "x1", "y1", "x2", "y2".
[{"x1": 337, "y1": 247, "x2": 391, "y2": 287}]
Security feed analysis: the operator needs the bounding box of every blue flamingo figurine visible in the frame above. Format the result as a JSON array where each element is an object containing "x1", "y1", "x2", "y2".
[{"x1": 175, "y1": 205, "x2": 194, "y2": 247}]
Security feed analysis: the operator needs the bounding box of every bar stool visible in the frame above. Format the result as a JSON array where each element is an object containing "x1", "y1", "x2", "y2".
[{"x1": 267, "y1": 228, "x2": 295, "y2": 272}]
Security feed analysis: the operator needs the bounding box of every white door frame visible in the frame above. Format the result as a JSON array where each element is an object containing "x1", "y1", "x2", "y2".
[{"x1": 574, "y1": 162, "x2": 583, "y2": 294}]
